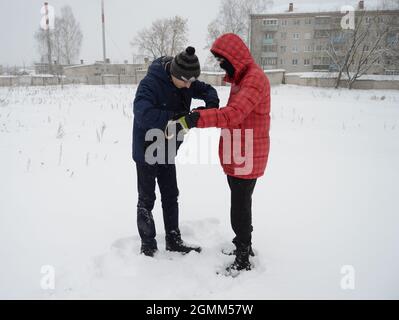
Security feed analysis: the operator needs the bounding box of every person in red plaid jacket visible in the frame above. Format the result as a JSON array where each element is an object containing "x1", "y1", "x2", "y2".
[{"x1": 177, "y1": 33, "x2": 271, "y2": 274}]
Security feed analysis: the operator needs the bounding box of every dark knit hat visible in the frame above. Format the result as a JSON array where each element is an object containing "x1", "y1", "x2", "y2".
[{"x1": 170, "y1": 46, "x2": 201, "y2": 81}]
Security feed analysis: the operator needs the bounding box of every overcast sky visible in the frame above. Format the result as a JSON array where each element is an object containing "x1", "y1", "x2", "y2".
[{"x1": 0, "y1": 0, "x2": 384, "y2": 67}]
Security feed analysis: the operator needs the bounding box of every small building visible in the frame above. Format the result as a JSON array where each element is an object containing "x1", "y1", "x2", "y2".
[
  {"x1": 34, "y1": 62, "x2": 64, "y2": 75},
  {"x1": 63, "y1": 61, "x2": 147, "y2": 78}
]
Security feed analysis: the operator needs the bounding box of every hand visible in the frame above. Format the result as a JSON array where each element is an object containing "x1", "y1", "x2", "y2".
[
  {"x1": 192, "y1": 105, "x2": 219, "y2": 112},
  {"x1": 191, "y1": 106, "x2": 206, "y2": 111},
  {"x1": 171, "y1": 111, "x2": 189, "y2": 121},
  {"x1": 177, "y1": 112, "x2": 200, "y2": 130}
]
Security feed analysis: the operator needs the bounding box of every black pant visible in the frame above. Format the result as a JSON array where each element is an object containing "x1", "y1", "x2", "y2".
[
  {"x1": 136, "y1": 163, "x2": 179, "y2": 246},
  {"x1": 227, "y1": 175, "x2": 257, "y2": 247}
]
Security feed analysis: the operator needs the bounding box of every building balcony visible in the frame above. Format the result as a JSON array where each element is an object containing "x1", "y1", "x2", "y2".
[
  {"x1": 263, "y1": 39, "x2": 275, "y2": 45},
  {"x1": 314, "y1": 23, "x2": 331, "y2": 30},
  {"x1": 261, "y1": 52, "x2": 278, "y2": 58},
  {"x1": 262, "y1": 25, "x2": 279, "y2": 32}
]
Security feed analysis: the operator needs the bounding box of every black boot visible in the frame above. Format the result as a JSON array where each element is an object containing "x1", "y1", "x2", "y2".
[
  {"x1": 165, "y1": 230, "x2": 202, "y2": 254},
  {"x1": 140, "y1": 240, "x2": 158, "y2": 257},
  {"x1": 222, "y1": 246, "x2": 255, "y2": 257},
  {"x1": 225, "y1": 244, "x2": 252, "y2": 275}
]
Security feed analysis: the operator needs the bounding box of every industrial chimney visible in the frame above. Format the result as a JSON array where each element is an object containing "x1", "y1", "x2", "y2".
[
  {"x1": 101, "y1": 0, "x2": 107, "y2": 64},
  {"x1": 289, "y1": 3, "x2": 294, "y2": 12},
  {"x1": 358, "y1": 1, "x2": 365, "y2": 10}
]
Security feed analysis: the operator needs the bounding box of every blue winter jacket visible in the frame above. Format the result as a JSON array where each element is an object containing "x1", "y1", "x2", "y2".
[{"x1": 132, "y1": 56, "x2": 219, "y2": 163}]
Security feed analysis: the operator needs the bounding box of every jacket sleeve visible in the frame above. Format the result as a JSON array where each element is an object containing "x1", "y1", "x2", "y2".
[
  {"x1": 191, "y1": 80, "x2": 220, "y2": 107},
  {"x1": 133, "y1": 79, "x2": 173, "y2": 130},
  {"x1": 196, "y1": 75, "x2": 264, "y2": 129}
]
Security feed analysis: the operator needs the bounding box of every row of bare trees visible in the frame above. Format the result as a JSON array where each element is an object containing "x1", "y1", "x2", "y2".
[
  {"x1": 131, "y1": 0, "x2": 272, "y2": 69},
  {"x1": 35, "y1": 6, "x2": 83, "y2": 67}
]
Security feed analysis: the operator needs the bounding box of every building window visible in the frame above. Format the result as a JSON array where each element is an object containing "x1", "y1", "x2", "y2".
[
  {"x1": 315, "y1": 17, "x2": 330, "y2": 25},
  {"x1": 386, "y1": 70, "x2": 399, "y2": 75},
  {"x1": 292, "y1": 59, "x2": 298, "y2": 65},
  {"x1": 261, "y1": 57, "x2": 277, "y2": 65},
  {"x1": 304, "y1": 59, "x2": 311, "y2": 66},
  {"x1": 280, "y1": 46, "x2": 287, "y2": 53},
  {"x1": 304, "y1": 45, "x2": 313, "y2": 52},
  {"x1": 315, "y1": 30, "x2": 329, "y2": 38},
  {"x1": 281, "y1": 20, "x2": 287, "y2": 25},
  {"x1": 263, "y1": 45, "x2": 277, "y2": 52},
  {"x1": 305, "y1": 18, "x2": 312, "y2": 25},
  {"x1": 263, "y1": 19, "x2": 278, "y2": 25},
  {"x1": 293, "y1": 19, "x2": 301, "y2": 25},
  {"x1": 280, "y1": 59, "x2": 284, "y2": 65},
  {"x1": 265, "y1": 33, "x2": 274, "y2": 39},
  {"x1": 316, "y1": 45, "x2": 323, "y2": 51},
  {"x1": 292, "y1": 46, "x2": 298, "y2": 53},
  {"x1": 293, "y1": 33, "x2": 300, "y2": 40}
]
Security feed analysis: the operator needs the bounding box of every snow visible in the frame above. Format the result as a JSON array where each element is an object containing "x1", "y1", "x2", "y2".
[{"x1": 0, "y1": 84, "x2": 398, "y2": 299}]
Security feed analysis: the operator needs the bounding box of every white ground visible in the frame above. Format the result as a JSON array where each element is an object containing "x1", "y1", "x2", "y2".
[{"x1": 0, "y1": 84, "x2": 398, "y2": 299}]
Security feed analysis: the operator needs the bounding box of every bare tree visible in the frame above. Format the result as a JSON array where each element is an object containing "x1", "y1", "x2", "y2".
[
  {"x1": 204, "y1": 0, "x2": 273, "y2": 69},
  {"x1": 327, "y1": 9, "x2": 399, "y2": 89},
  {"x1": 57, "y1": 6, "x2": 83, "y2": 65},
  {"x1": 131, "y1": 16, "x2": 188, "y2": 60},
  {"x1": 206, "y1": 0, "x2": 273, "y2": 47}
]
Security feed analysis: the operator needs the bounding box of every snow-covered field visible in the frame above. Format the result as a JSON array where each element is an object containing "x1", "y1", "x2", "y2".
[{"x1": 0, "y1": 84, "x2": 398, "y2": 299}]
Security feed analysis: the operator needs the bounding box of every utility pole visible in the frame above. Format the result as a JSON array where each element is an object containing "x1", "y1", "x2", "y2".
[{"x1": 101, "y1": 0, "x2": 107, "y2": 64}]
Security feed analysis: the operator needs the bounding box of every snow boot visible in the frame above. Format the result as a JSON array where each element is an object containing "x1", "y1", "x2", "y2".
[
  {"x1": 225, "y1": 244, "x2": 252, "y2": 276},
  {"x1": 222, "y1": 246, "x2": 255, "y2": 257},
  {"x1": 165, "y1": 230, "x2": 202, "y2": 254},
  {"x1": 140, "y1": 240, "x2": 158, "y2": 257}
]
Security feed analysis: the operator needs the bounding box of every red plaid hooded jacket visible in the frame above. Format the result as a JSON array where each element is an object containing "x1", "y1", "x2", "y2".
[{"x1": 196, "y1": 33, "x2": 271, "y2": 179}]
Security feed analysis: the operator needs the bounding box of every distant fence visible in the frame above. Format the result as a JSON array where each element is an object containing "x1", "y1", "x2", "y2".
[
  {"x1": 2, "y1": 70, "x2": 397, "y2": 90},
  {"x1": 284, "y1": 73, "x2": 399, "y2": 90},
  {"x1": 0, "y1": 69, "x2": 286, "y2": 88}
]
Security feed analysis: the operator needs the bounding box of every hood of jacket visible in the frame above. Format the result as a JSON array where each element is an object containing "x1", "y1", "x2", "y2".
[{"x1": 211, "y1": 33, "x2": 254, "y2": 83}]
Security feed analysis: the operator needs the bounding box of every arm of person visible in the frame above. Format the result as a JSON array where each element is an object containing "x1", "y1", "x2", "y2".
[
  {"x1": 190, "y1": 80, "x2": 220, "y2": 108},
  {"x1": 133, "y1": 79, "x2": 173, "y2": 130},
  {"x1": 196, "y1": 75, "x2": 263, "y2": 129}
]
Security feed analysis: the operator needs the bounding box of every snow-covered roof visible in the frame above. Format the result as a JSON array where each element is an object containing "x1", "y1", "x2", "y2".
[
  {"x1": 201, "y1": 71, "x2": 225, "y2": 75},
  {"x1": 253, "y1": 0, "x2": 391, "y2": 15},
  {"x1": 264, "y1": 69, "x2": 286, "y2": 73}
]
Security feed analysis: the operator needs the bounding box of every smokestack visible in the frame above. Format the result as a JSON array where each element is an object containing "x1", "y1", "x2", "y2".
[
  {"x1": 289, "y1": 3, "x2": 294, "y2": 12},
  {"x1": 44, "y1": 2, "x2": 53, "y2": 74},
  {"x1": 80, "y1": 59, "x2": 84, "y2": 64},
  {"x1": 358, "y1": 1, "x2": 364, "y2": 10},
  {"x1": 101, "y1": 0, "x2": 107, "y2": 64}
]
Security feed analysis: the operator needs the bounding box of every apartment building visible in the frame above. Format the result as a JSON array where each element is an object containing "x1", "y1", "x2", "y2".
[{"x1": 250, "y1": 1, "x2": 399, "y2": 74}]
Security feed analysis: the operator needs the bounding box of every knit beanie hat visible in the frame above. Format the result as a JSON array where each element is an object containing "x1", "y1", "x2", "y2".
[{"x1": 170, "y1": 46, "x2": 201, "y2": 81}]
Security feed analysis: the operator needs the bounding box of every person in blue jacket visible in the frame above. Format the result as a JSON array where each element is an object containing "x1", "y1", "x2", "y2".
[{"x1": 133, "y1": 46, "x2": 219, "y2": 257}]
